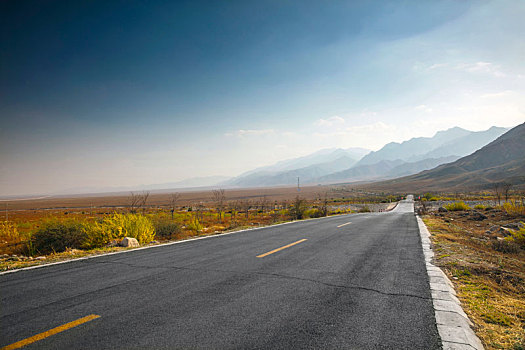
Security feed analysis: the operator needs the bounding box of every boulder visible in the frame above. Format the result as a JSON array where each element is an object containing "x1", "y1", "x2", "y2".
[
  {"x1": 499, "y1": 227, "x2": 513, "y2": 237},
  {"x1": 438, "y1": 207, "x2": 448, "y2": 213},
  {"x1": 120, "y1": 237, "x2": 139, "y2": 248},
  {"x1": 502, "y1": 222, "x2": 524, "y2": 230},
  {"x1": 469, "y1": 212, "x2": 487, "y2": 221}
]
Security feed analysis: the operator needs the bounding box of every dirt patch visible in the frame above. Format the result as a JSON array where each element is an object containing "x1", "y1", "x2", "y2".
[{"x1": 423, "y1": 208, "x2": 525, "y2": 349}]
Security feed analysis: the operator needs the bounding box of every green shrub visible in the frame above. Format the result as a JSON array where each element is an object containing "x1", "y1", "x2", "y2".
[
  {"x1": 82, "y1": 213, "x2": 155, "y2": 249},
  {"x1": 492, "y1": 239, "x2": 520, "y2": 254},
  {"x1": 506, "y1": 223, "x2": 525, "y2": 249},
  {"x1": 358, "y1": 206, "x2": 371, "y2": 213},
  {"x1": 153, "y1": 218, "x2": 181, "y2": 239},
  {"x1": 32, "y1": 220, "x2": 86, "y2": 254},
  {"x1": 289, "y1": 196, "x2": 307, "y2": 220},
  {"x1": 474, "y1": 204, "x2": 486, "y2": 210},
  {"x1": 304, "y1": 208, "x2": 322, "y2": 218},
  {"x1": 444, "y1": 201, "x2": 471, "y2": 211}
]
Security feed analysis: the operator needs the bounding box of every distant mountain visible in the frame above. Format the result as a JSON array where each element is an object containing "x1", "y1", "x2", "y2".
[
  {"x1": 356, "y1": 126, "x2": 507, "y2": 166},
  {"x1": 226, "y1": 155, "x2": 357, "y2": 187},
  {"x1": 387, "y1": 156, "x2": 460, "y2": 178},
  {"x1": 150, "y1": 176, "x2": 233, "y2": 189},
  {"x1": 317, "y1": 156, "x2": 459, "y2": 184},
  {"x1": 238, "y1": 147, "x2": 369, "y2": 177},
  {"x1": 56, "y1": 176, "x2": 232, "y2": 195},
  {"x1": 373, "y1": 122, "x2": 525, "y2": 191},
  {"x1": 225, "y1": 148, "x2": 370, "y2": 187},
  {"x1": 319, "y1": 159, "x2": 406, "y2": 183}
]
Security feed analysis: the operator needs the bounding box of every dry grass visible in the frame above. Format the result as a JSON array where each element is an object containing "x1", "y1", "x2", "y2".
[{"x1": 424, "y1": 215, "x2": 525, "y2": 349}]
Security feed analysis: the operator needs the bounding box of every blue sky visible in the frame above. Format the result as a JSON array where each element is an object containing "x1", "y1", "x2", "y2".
[{"x1": 1, "y1": 0, "x2": 524, "y2": 196}]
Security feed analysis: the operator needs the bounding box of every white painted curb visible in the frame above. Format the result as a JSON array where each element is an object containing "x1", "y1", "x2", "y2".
[{"x1": 417, "y1": 215, "x2": 484, "y2": 350}]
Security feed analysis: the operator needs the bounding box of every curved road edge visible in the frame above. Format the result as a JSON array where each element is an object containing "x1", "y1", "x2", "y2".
[{"x1": 417, "y1": 215, "x2": 484, "y2": 350}]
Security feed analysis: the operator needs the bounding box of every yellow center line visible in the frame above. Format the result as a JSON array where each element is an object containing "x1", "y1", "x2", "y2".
[
  {"x1": 257, "y1": 239, "x2": 307, "y2": 258},
  {"x1": 337, "y1": 222, "x2": 352, "y2": 228},
  {"x1": 1, "y1": 314, "x2": 100, "y2": 350}
]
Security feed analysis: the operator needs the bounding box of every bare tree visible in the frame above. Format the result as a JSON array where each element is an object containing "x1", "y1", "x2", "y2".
[
  {"x1": 230, "y1": 200, "x2": 242, "y2": 226},
  {"x1": 259, "y1": 195, "x2": 269, "y2": 215},
  {"x1": 318, "y1": 192, "x2": 329, "y2": 217},
  {"x1": 492, "y1": 183, "x2": 503, "y2": 206},
  {"x1": 290, "y1": 196, "x2": 306, "y2": 220},
  {"x1": 169, "y1": 193, "x2": 181, "y2": 219},
  {"x1": 129, "y1": 191, "x2": 150, "y2": 213},
  {"x1": 195, "y1": 202, "x2": 205, "y2": 222},
  {"x1": 241, "y1": 200, "x2": 251, "y2": 219},
  {"x1": 502, "y1": 183, "x2": 512, "y2": 203},
  {"x1": 212, "y1": 189, "x2": 226, "y2": 222}
]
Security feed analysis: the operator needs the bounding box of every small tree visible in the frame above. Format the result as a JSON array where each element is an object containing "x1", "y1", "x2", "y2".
[
  {"x1": 241, "y1": 200, "x2": 251, "y2": 219},
  {"x1": 259, "y1": 195, "x2": 269, "y2": 214},
  {"x1": 290, "y1": 196, "x2": 307, "y2": 220},
  {"x1": 128, "y1": 191, "x2": 150, "y2": 214},
  {"x1": 492, "y1": 183, "x2": 503, "y2": 206},
  {"x1": 502, "y1": 183, "x2": 512, "y2": 203},
  {"x1": 169, "y1": 193, "x2": 181, "y2": 220},
  {"x1": 316, "y1": 192, "x2": 329, "y2": 217},
  {"x1": 212, "y1": 189, "x2": 226, "y2": 222}
]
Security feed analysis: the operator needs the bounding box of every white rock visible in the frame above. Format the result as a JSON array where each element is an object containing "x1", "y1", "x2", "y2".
[{"x1": 120, "y1": 237, "x2": 139, "y2": 248}]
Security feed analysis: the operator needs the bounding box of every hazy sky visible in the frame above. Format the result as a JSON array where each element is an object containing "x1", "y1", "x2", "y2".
[{"x1": 1, "y1": 0, "x2": 524, "y2": 196}]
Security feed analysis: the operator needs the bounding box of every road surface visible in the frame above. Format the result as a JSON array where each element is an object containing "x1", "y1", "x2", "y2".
[{"x1": 1, "y1": 197, "x2": 441, "y2": 349}]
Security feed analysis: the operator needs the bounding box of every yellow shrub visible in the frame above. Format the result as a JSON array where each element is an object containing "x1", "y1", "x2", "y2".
[
  {"x1": 502, "y1": 201, "x2": 525, "y2": 216},
  {"x1": 186, "y1": 216, "x2": 202, "y2": 232},
  {"x1": 444, "y1": 201, "x2": 471, "y2": 211},
  {"x1": 506, "y1": 223, "x2": 525, "y2": 249},
  {"x1": 83, "y1": 213, "x2": 155, "y2": 248},
  {"x1": 0, "y1": 221, "x2": 20, "y2": 242}
]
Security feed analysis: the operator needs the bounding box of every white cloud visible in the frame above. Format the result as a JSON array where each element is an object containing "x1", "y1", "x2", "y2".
[
  {"x1": 225, "y1": 129, "x2": 276, "y2": 137},
  {"x1": 456, "y1": 61, "x2": 506, "y2": 77},
  {"x1": 414, "y1": 105, "x2": 433, "y2": 113},
  {"x1": 427, "y1": 63, "x2": 448, "y2": 70},
  {"x1": 480, "y1": 90, "x2": 514, "y2": 99},
  {"x1": 314, "y1": 115, "x2": 345, "y2": 127}
]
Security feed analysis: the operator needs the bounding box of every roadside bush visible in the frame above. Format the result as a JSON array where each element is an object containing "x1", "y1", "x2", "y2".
[
  {"x1": 304, "y1": 208, "x2": 322, "y2": 218},
  {"x1": 492, "y1": 239, "x2": 521, "y2": 254},
  {"x1": 502, "y1": 201, "x2": 525, "y2": 216},
  {"x1": 152, "y1": 218, "x2": 181, "y2": 239},
  {"x1": 0, "y1": 221, "x2": 26, "y2": 255},
  {"x1": 358, "y1": 206, "x2": 371, "y2": 213},
  {"x1": 32, "y1": 220, "x2": 86, "y2": 254},
  {"x1": 0, "y1": 221, "x2": 20, "y2": 242},
  {"x1": 289, "y1": 196, "x2": 307, "y2": 220},
  {"x1": 83, "y1": 213, "x2": 155, "y2": 249},
  {"x1": 506, "y1": 223, "x2": 525, "y2": 249},
  {"x1": 444, "y1": 201, "x2": 471, "y2": 211},
  {"x1": 186, "y1": 216, "x2": 202, "y2": 232}
]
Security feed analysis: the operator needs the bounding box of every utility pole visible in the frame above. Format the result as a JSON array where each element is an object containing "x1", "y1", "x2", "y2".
[
  {"x1": 5, "y1": 202, "x2": 8, "y2": 221},
  {"x1": 297, "y1": 177, "x2": 300, "y2": 192}
]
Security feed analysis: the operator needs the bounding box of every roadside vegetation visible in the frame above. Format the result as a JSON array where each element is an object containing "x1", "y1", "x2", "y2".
[
  {"x1": 419, "y1": 192, "x2": 525, "y2": 350},
  {"x1": 0, "y1": 189, "x2": 403, "y2": 271}
]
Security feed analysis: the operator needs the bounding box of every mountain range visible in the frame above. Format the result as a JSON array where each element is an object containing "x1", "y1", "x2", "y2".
[
  {"x1": 222, "y1": 126, "x2": 509, "y2": 188},
  {"x1": 373, "y1": 122, "x2": 525, "y2": 191},
  {"x1": 51, "y1": 124, "x2": 517, "y2": 195}
]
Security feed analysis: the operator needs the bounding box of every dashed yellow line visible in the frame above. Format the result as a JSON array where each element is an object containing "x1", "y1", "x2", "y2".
[
  {"x1": 257, "y1": 239, "x2": 307, "y2": 258},
  {"x1": 1, "y1": 314, "x2": 100, "y2": 350},
  {"x1": 337, "y1": 222, "x2": 352, "y2": 228}
]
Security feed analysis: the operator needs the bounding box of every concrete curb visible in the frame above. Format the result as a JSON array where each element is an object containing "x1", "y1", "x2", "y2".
[{"x1": 416, "y1": 215, "x2": 484, "y2": 350}]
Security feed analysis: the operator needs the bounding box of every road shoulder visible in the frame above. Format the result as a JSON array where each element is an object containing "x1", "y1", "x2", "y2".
[{"x1": 417, "y1": 215, "x2": 484, "y2": 350}]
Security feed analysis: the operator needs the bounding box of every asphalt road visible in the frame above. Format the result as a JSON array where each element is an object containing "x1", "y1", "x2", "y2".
[{"x1": 1, "y1": 197, "x2": 441, "y2": 349}]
